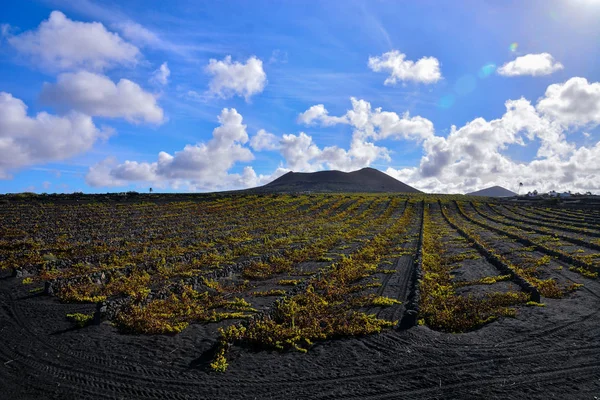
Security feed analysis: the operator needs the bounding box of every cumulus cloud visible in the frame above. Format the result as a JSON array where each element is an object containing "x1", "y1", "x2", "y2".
[
  {"x1": 536, "y1": 77, "x2": 600, "y2": 127},
  {"x1": 86, "y1": 108, "x2": 263, "y2": 190},
  {"x1": 0, "y1": 92, "x2": 109, "y2": 179},
  {"x1": 272, "y1": 98, "x2": 435, "y2": 173},
  {"x1": 298, "y1": 98, "x2": 434, "y2": 142},
  {"x1": 497, "y1": 53, "x2": 564, "y2": 77},
  {"x1": 277, "y1": 132, "x2": 389, "y2": 173},
  {"x1": 150, "y1": 62, "x2": 170, "y2": 86},
  {"x1": 205, "y1": 56, "x2": 267, "y2": 100},
  {"x1": 83, "y1": 76, "x2": 600, "y2": 194},
  {"x1": 84, "y1": 156, "x2": 127, "y2": 187},
  {"x1": 385, "y1": 91, "x2": 598, "y2": 194},
  {"x1": 250, "y1": 129, "x2": 279, "y2": 151},
  {"x1": 114, "y1": 21, "x2": 160, "y2": 47},
  {"x1": 7, "y1": 11, "x2": 139, "y2": 71},
  {"x1": 297, "y1": 104, "x2": 349, "y2": 126},
  {"x1": 368, "y1": 50, "x2": 442, "y2": 85},
  {"x1": 40, "y1": 71, "x2": 164, "y2": 124},
  {"x1": 295, "y1": 82, "x2": 600, "y2": 194}
]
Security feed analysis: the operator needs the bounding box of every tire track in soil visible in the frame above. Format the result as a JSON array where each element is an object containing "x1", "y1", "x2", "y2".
[
  {"x1": 0, "y1": 201, "x2": 417, "y2": 399},
  {"x1": 3, "y1": 199, "x2": 600, "y2": 399},
  {"x1": 330, "y1": 361, "x2": 600, "y2": 400},
  {"x1": 372, "y1": 256, "x2": 414, "y2": 322},
  {"x1": 0, "y1": 290, "x2": 207, "y2": 399},
  {"x1": 255, "y1": 342, "x2": 600, "y2": 398},
  {"x1": 1, "y1": 284, "x2": 284, "y2": 400},
  {"x1": 3, "y1": 278, "x2": 599, "y2": 399},
  {"x1": 0, "y1": 202, "x2": 416, "y2": 399},
  {"x1": 439, "y1": 203, "x2": 600, "y2": 350},
  {"x1": 3, "y1": 201, "x2": 407, "y2": 397},
  {"x1": 367, "y1": 203, "x2": 421, "y2": 323}
]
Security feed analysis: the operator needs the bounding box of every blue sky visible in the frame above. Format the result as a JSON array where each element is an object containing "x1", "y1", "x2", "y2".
[{"x1": 1, "y1": 0, "x2": 600, "y2": 194}]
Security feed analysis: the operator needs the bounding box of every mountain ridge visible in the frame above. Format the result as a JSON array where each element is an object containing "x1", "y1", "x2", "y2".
[
  {"x1": 246, "y1": 167, "x2": 422, "y2": 193},
  {"x1": 467, "y1": 185, "x2": 517, "y2": 197}
]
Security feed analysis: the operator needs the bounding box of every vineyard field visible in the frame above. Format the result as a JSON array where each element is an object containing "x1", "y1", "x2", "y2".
[{"x1": 1, "y1": 193, "x2": 599, "y2": 399}]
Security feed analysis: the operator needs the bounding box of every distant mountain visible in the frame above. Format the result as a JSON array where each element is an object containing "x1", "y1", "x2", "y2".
[
  {"x1": 247, "y1": 167, "x2": 422, "y2": 193},
  {"x1": 467, "y1": 186, "x2": 517, "y2": 197}
]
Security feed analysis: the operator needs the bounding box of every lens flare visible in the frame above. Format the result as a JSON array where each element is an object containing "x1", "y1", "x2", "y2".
[
  {"x1": 438, "y1": 94, "x2": 455, "y2": 109},
  {"x1": 478, "y1": 63, "x2": 496, "y2": 78},
  {"x1": 454, "y1": 74, "x2": 477, "y2": 96},
  {"x1": 510, "y1": 42, "x2": 518, "y2": 52}
]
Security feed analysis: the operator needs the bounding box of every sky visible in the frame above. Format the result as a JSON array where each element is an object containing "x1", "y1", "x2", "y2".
[{"x1": 1, "y1": 0, "x2": 600, "y2": 194}]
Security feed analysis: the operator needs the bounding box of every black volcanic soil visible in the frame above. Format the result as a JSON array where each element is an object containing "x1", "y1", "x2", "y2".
[{"x1": 2, "y1": 268, "x2": 600, "y2": 399}]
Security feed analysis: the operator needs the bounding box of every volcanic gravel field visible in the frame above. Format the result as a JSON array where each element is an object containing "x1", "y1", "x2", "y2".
[{"x1": 0, "y1": 194, "x2": 599, "y2": 399}]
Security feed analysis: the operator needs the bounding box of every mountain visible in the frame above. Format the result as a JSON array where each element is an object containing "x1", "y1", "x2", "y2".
[
  {"x1": 467, "y1": 186, "x2": 517, "y2": 197},
  {"x1": 248, "y1": 167, "x2": 422, "y2": 193}
]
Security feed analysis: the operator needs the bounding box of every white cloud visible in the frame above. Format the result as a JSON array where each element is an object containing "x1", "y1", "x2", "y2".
[
  {"x1": 86, "y1": 108, "x2": 257, "y2": 190},
  {"x1": 277, "y1": 98, "x2": 435, "y2": 173},
  {"x1": 297, "y1": 104, "x2": 349, "y2": 126},
  {"x1": 384, "y1": 92, "x2": 599, "y2": 194},
  {"x1": 298, "y1": 98, "x2": 434, "y2": 142},
  {"x1": 368, "y1": 50, "x2": 442, "y2": 85},
  {"x1": 150, "y1": 62, "x2": 170, "y2": 86},
  {"x1": 8, "y1": 11, "x2": 139, "y2": 71},
  {"x1": 0, "y1": 92, "x2": 109, "y2": 179},
  {"x1": 114, "y1": 21, "x2": 160, "y2": 47},
  {"x1": 250, "y1": 129, "x2": 279, "y2": 151},
  {"x1": 278, "y1": 132, "x2": 389, "y2": 173},
  {"x1": 294, "y1": 82, "x2": 600, "y2": 194},
  {"x1": 536, "y1": 77, "x2": 600, "y2": 127},
  {"x1": 497, "y1": 53, "x2": 564, "y2": 77},
  {"x1": 205, "y1": 55, "x2": 267, "y2": 100},
  {"x1": 82, "y1": 75, "x2": 600, "y2": 194},
  {"x1": 40, "y1": 71, "x2": 164, "y2": 124}
]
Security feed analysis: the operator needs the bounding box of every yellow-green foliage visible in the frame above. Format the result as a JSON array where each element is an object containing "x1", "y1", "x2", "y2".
[
  {"x1": 371, "y1": 296, "x2": 401, "y2": 306},
  {"x1": 526, "y1": 301, "x2": 546, "y2": 307},
  {"x1": 457, "y1": 274, "x2": 512, "y2": 287},
  {"x1": 210, "y1": 202, "x2": 416, "y2": 370},
  {"x1": 202, "y1": 277, "x2": 221, "y2": 291},
  {"x1": 115, "y1": 285, "x2": 251, "y2": 334},
  {"x1": 103, "y1": 271, "x2": 151, "y2": 301},
  {"x1": 278, "y1": 279, "x2": 299, "y2": 286},
  {"x1": 224, "y1": 297, "x2": 256, "y2": 311},
  {"x1": 251, "y1": 289, "x2": 286, "y2": 297},
  {"x1": 534, "y1": 255, "x2": 552, "y2": 268},
  {"x1": 57, "y1": 280, "x2": 107, "y2": 303},
  {"x1": 22, "y1": 277, "x2": 34, "y2": 284},
  {"x1": 447, "y1": 251, "x2": 478, "y2": 263},
  {"x1": 420, "y1": 207, "x2": 528, "y2": 332},
  {"x1": 529, "y1": 277, "x2": 565, "y2": 298},
  {"x1": 210, "y1": 347, "x2": 229, "y2": 372},
  {"x1": 477, "y1": 275, "x2": 511, "y2": 285},
  {"x1": 243, "y1": 256, "x2": 292, "y2": 280},
  {"x1": 232, "y1": 287, "x2": 394, "y2": 353},
  {"x1": 569, "y1": 266, "x2": 598, "y2": 279},
  {"x1": 66, "y1": 312, "x2": 93, "y2": 328}
]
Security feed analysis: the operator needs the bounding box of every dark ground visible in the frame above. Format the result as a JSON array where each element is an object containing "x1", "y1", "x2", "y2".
[
  {"x1": 1, "y1": 195, "x2": 599, "y2": 399},
  {"x1": 1, "y1": 268, "x2": 599, "y2": 400}
]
